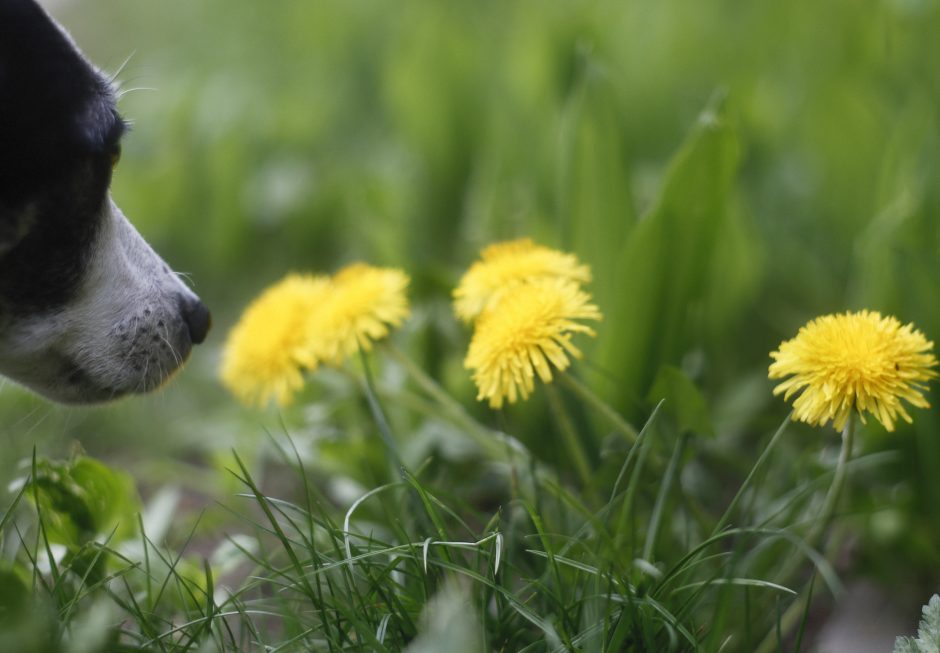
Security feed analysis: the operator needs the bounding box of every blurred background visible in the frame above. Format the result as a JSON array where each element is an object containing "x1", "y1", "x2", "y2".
[{"x1": 8, "y1": 0, "x2": 940, "y2": 645}]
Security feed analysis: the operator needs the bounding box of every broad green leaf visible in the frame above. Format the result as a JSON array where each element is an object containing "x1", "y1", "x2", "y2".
[
  {"x1": 28, "y1": 457, "x2": 141, "y2": 549},
  {"x1": 647, "y1": 365, "x2": 713, "y2": 438},
  {"x1": 0, "y1": 568, "x2": 28, "y2": 619},
  {"x1": 559, "y1": 52, "x2": 635, "y2": 318},
  {"x1": 593, "y1": 92, "x2": 743, "y2": 416},
  {"x1": 0, "y1": 567, "x2": 55, "y2": 653}
]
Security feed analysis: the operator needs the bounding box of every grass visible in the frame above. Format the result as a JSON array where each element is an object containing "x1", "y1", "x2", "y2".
[{"x1": 0, "y1": 350, "x2": 861, "y2": 651}]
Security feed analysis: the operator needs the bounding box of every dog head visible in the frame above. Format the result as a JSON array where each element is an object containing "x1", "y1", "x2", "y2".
[{"x1": 0, "y1": 0, "x2": 210, "y2": 403}]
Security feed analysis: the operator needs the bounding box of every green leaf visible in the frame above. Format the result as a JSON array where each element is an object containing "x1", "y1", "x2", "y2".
[
  {"x1": 560, "y1": 51, "x2": 635, "y2": 317},
  {"x1": 894, "y1": 594, "x2": 940, "y2": 653},
  {"x1": 593, "y1": 92, "x2": 744, "y2": 416},
  {"x1": 0, "y1": 566, "x2": 57, "y2": 653},
  {"x1": 896, "y1": 641, "x2": 924, "y2": 653},
  {"x1": 28, "y1": 456, "x2": 141, "y2": 549},
  {"x1": 0, "y1": 567, "x2": 28, "y2": 620},
  {"x1": 647, "y1": 366, "x2": 714, "y2": 438}
]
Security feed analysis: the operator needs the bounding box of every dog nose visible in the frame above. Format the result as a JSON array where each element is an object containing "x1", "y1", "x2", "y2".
[{"x1": 180, "y1": 296, "x2": 211, "y2": 344}]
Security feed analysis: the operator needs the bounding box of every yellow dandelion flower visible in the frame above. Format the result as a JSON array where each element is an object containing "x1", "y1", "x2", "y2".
[
  {"x1": 311, "y1": 263, "x2": 411, "y2": 365},
  {"x1": 221, "y1": 274, "x2": 330, "y2": 407},
  {"x1": 453, "y1": 238, "x2": 592, "y2": 323},
  {"x1": 769, "y1": 310, "x2": 938, "y2": 431},
  {"x1": 465, "y1": 278, "x2": 602, "y2": 409}
]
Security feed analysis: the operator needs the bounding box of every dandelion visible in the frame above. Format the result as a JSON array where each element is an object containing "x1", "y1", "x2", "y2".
[
  {"x1": 220, "y1": 274, "x2": 330, "y2": 407},
  {"x1": 465, "y1": 278, "x2": 601, "y2": 409},
  {"x1": 769, "y1": 310, "x2": 938, "y2": 431},
  {"x1": 453, "y1": 238, "x2": 591, "y2": 323},
  {"x1": 311, "y1": 263, "x2": 411, "y2": 365}
]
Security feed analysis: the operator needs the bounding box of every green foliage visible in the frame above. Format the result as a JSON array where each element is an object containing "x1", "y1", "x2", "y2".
[
  {"x1": 895, "y1": 595, "x2": 940, "y2": 653},
  {"x1": 647, "y1": 366, "x2": 714, "y2": 438},
  {"x1": 27, "y1": 456, "x2": 140, "y2": 549},
  {"x1": 0, "y1": 388, "x2": 841, "y2": 651},
  {"x1": 594, "y1": 92, "x2": 748, "y2": 413},
  {"x1": 0, "y1": 567, "x2": 29, "y2": 619}
]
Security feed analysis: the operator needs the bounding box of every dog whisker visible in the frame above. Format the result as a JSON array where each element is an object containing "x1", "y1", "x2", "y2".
[
  {"x1": 136, "y1": 356, "x2": 151, "y2": 393},
  {"x1": 158, "y1": 331, "x2": 182, "y2": 369},
  {"x1": 107, "y1": 51, "x2": 137, "y2": 84},
  {"x1": 117, "y1": 87, "x2": 157, "y2": 99},
  {"x1": 174, "y1": 271, "x2": 197, "y2": 289}
]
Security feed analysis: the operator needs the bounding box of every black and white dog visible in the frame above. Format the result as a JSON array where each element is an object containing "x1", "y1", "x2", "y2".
[{"x1": 0, "y1": 0, "x2": 210, "y2": 403}]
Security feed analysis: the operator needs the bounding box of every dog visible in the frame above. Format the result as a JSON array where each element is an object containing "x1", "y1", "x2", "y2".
[{"x1": 0, "y1": 0, "x2": 210, "y2": 403}]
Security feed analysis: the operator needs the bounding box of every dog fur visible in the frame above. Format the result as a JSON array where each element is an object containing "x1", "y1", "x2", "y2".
[{"x1": 0, "y1": 0, "x2": 210, "y2": 403}]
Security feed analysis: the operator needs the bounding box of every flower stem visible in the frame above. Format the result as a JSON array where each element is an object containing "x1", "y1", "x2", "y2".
[
  {"x1": 358, "y1": 346, "x2": 404, "y2": 479},
  {"x1": 382, "y1": 342, "x2": 530, "y2": 462},
  {"x1": 545, "y1": 383, "x2": 594, "y2": 492},
  {"x1": 383, "y1": 343, "x2": 474, "y2": 426},
  {"x1": 809, "y1": 413, "x2": 856, "y2": 546},
  {"x1": 754, "y1": 414, "x2": 856, "y2": 653},
  {"x1": 559, "y1": 373, "x2": 639, "y2": 443}
]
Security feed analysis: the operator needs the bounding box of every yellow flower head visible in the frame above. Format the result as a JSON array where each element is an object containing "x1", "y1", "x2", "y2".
[
  {"x1": 311, "y1": 263, "x2": 411, "y2": 365},
  {"x1": 465, "y1": 278, "x2": 602, "y2": 409},
  {"x1": 769, "y1": 310, "x2": 938, "y2": 431},
  {"x1": 453, "y1": 238, "x2": 592, "y2": 323},
  {"x1": 220, "y1": 274, "x2": 330, "y2": 407}
]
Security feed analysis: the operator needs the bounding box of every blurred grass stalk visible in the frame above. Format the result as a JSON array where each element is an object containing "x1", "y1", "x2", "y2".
[{"x1": 755, "y1": 413, "x2": 858, "y2": 653}]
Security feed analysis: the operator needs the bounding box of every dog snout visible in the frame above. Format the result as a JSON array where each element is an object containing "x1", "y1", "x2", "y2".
[{"x1": 179, "y1": 295, "x2": 211, "y2": 345}]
